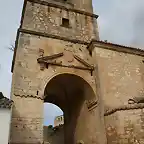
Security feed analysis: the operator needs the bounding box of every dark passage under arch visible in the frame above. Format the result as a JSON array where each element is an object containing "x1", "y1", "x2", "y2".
[{"x1": 44, "y1": 73, "x2": 96, "y2": 144}]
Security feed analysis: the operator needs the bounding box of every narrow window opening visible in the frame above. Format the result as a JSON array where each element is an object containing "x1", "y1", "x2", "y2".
[
  {"x1": 91, "y1": 71, "x2": 93, "y2": 76},
  {"x1": 89, "y1": 50, "x2": 92, "y2": 57},
  {"x1": 48, "y1": 7, "x2": 50, "y2": 12},
  {"x1": 61, "y1": 18, "x2": 70, "y2": 28},
  {"x1": 46, "y1": 63, "x2": 49, "y2": 69},
  {"x1": 37, "y1": 91, "x2": 39, "y2": 95}
]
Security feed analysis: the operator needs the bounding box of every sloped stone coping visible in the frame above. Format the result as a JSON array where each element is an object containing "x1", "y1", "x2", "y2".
[
  {"x1": 104, "y1": 103, "x2": 144, "y2": 116},
  {"x1": 0, "y1": 92, "x2": 13, "y2": 109}
]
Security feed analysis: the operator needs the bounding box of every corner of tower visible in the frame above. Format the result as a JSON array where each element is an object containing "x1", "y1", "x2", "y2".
[
  {"x1": 72, "y1": 0, "x2": 93, "y2": 13},
  {"x1": 11, "y1": 0, "x2": 100, "y2": 73}
]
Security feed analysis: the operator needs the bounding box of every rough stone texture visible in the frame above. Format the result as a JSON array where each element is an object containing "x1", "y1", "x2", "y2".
[
  {"x1": 11, "y1": 33, "x2": 96, "y2": 97},
  {"x1": 93, "y1": 45, "x2": 144, "y2": 107},
  {"x1": 22, "y1": 1, "x2": 99, "y2": 42},
  {"x1": 92, "y1": 43, "x2": 144, "y2": 144},
  {"x1": 72, "y1": 0, "x2": 93, "y2": 13},
  {"x1": 10, "y1": 0, "x2": 144, "y2": 143},
  {"x1": 41, "y1": 0, "x2": 93, "y2": 13},
  {"x1": 40, "y1": 0, "x2": 74, "y2": 9},
  {"x1": 105, "y1": 110, "x2": 144, "y2": 144},
  {"x1": 10, "y1": 97, "x2": 43, "y2": 143},
  {"x1": 10, "y1": 33, "x2": 107, "y2": 144},
  {"x1": 44, "y1": 125, "x2": 64, "y2": 144}
]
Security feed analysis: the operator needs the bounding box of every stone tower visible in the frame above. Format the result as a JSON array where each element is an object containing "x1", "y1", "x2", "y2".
[{"x1": 10, "y1": 0, "x2": 106, "y2": 144}]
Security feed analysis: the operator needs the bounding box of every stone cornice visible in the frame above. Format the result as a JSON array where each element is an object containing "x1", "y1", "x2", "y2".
[
  {"x1": 87, "y1": 40, "x2": 144, "y2": 57},
  {"x1": 19, "y1": 28, "x2": 89, "y2": 45},
  {"x1": 11, "y1": 28, "x2": 89, "y2": 73},
  {"x1": 27, "y1": 0, "x2": 99, "y2": 19}
]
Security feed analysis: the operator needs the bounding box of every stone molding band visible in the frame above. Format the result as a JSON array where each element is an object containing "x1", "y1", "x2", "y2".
[
  {"x1": 104, "y1": 103, "x2": 144, "y2": 116},
  {"x1": 19, "y1": 28, "x2": 89, "y2": 45},
  {"x1": 11, "y1": 28, "x2": 90, "y2": 73},
  {"x1": 13, "y1": 94, "x2": 144, "y2": 116},
  {"x1": 87, "y1": 40, "x2": 144, "y2": 57},
  {"x1": 27, "y1": 0, "x2": 99, "y2": 19},
  {"x1": 14, "y1": 94, "x2": 44, "y2": 100}
]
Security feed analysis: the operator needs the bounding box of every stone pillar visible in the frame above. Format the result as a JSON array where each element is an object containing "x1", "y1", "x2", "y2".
[{"x1": 10, "y1": 96, "x2": 43, "y2": 144}]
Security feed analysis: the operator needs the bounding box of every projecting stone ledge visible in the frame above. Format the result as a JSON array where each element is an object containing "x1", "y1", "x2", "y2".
[{"x1": 104, "y1": 103, "x2": 144, "y2": 116}]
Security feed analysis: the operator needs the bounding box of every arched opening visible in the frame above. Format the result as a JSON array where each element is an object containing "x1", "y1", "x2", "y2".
[
  {"x1": 43, "y1": 73, "x2": 96, "y2": 144},
  {"x1": 43, "y1": 103, "x2": 63, "y2": 126},
  {"x1": 43, "y1": 103, "x2": 64, "y2": 143}
]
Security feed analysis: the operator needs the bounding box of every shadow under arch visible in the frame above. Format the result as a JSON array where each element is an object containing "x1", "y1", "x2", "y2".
[{"x1": 44, "y1": 73, "x2": 96, "y2": 144}]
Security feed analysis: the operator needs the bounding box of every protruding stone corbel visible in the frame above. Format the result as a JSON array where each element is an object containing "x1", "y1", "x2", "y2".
[
  {"x1": 37, "y1": 52, "x2": 64, "y2": 63},
  {"x1": 37, "y1": 52, "x2": 64, "y2": 70},
  {"x1": 128, "y1": 96, "x2": 144, "y2": 104}
]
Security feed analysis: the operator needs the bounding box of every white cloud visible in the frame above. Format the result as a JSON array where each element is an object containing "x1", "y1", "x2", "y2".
[{"x1": 93, "y1": 0, "x2": 144, "y2": 48}]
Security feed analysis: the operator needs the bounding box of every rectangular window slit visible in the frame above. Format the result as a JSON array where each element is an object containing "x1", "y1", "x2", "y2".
[{"x1": 62, "y1": 18, "x2": 70, "y2": 28}]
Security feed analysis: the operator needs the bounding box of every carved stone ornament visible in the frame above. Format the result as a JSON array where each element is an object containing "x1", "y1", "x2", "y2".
[
  {"x1": 64, "y1": 50, "x2": 74, "y2": 63},
  {"x1": 37, "y1": 52, "x2": 94, "y2": 72},
  {"x1": 39, "y1": 48, "x2": 44, "y2": 57},
  {"x1": 86, "y1": 97, "x2": 97, "y2": 110}
]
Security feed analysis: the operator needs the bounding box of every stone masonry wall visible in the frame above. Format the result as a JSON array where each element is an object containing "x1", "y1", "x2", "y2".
[
  {"x1": 93, "y1": 44, "x2": 144, "y2": 144},
  {"x1": 22, "y1": 1, "x2": 98, "y2": 42},
  {"x1": 10, "y1": 0, "x2": 105, "y2": 143},
  {"x1": 44, "y1": 126, "x2": 64, "y2": 144},
  {"x1": 72, "y1": 0, "x2": 93, "y2": 13},
  {"x1": 10, "y1": 33, "x2": 107, "y2": 144},
  {"x1": 11, "y1": 33, "x2": 95, "y2": 97},
  {"x1": 10, "y1": 97, "x2": 43, "y2": 143},
  {"x1": 38, "y1": 0, "x2": 93, "y2": 13},
  {"x1": 39, "y1": 0, "x2": 74, "y2": 9},
  {"x1": 105, "y1": 109, "x2": 144, "y2": 144}
]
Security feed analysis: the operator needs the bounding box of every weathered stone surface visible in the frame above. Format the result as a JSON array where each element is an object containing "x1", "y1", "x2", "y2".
[
  {"x1": 92, "y1": 43, "x2": 144, "y2": 144},
  {"x1": 10, "y1": 34, "x2": 105, "y2": 144},
  {"x1": 22, "y1": 1, "x2": 99, "y2": 42},
  {"x1": 44, "y1": 125, "x2": 64, "y2": 144},
  {"x1": 10, "y1": 0, "x2": 144, "y2": 143}
]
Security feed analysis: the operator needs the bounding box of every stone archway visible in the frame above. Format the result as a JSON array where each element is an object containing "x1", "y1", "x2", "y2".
[{"x1": 43, "y1": 73, "x2": 97, "y2": 144}]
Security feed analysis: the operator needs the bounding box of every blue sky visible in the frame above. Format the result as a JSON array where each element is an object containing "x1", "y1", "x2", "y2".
[{"x1": 0, "y1": 0, "x2": 144, "y2": 126}]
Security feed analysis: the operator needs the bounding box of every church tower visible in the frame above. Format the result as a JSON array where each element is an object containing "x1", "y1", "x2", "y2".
[{"x1": 10, "y1": 0, "x2": 106, "y2": 144}]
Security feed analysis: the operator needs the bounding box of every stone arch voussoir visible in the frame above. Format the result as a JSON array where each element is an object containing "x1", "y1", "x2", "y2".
[{"x1": 39, "y1": 70, "x2": 96, "y2": 100}]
